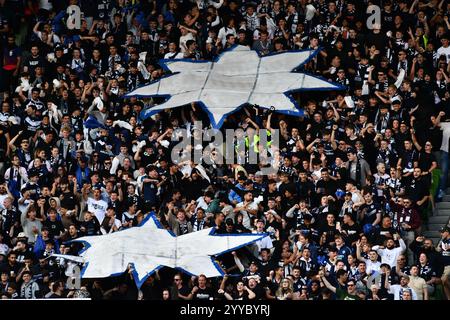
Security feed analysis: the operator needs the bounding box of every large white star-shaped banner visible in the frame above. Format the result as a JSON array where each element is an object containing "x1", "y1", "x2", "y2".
[
  {"x1": 60, "y1": 213, "x2": 266, "y2": 288},
  {"x1": 125, "y1": 45, "x2": 345, "y2": 128}
]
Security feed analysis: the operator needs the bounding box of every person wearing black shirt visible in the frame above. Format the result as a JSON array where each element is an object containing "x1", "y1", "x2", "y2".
[
  {"x1": 47, "y1": 281, "x2": 65, "y2": 298},
  {"x1": 405, "y1": 167, "x2": 429, "y2": 218},
  {"x1": 80, "y1": 211, "x2": 100, "y2": 236},
  {"x1": 23, "y1": 45, "x2": 45, "y2": 76},
  {"x1": 409, "y1": 236, "x2": 440, "y2": 269},
  {"x1": 0, "y1": 252, "x2": 21, "y2": 280},
  {"x1": 297, "y1": 247, "x2": 319, "y2": 278},
  {"x1": 140, "y1": 274, "x2": 163, "y2": 300},
  {"x1": 358, "y1": 189, "x2": 382, "y2": 232},
  {"x1": 416, "y1": 252, "x2": 438, "y2": 295},
  {"x1": 397, "y1": 139, "x2": 419, "y2": 180},
  {"x1": 190, "y1": 275, "x2": 215, "y2": 300},
  {"x1": 279, "y1": 187, "x2": 298, "y2": 218},
  {"x1": 414, "y1": 140, "x2": 437, "y2": 188},
  {"x1": 59, "y1": 180, "x2": 77, "y2": 212},
  {"x1": 373, "y1": 216, "x2": 396, "y2": 246},
  {"x1": 320, "y1": 213, "x2": 339, "y2": 247},
  {"x1": 263, "y1": 179, "x2": 281, "y2": 203},
  {"x1": 169, "y1": 273, "x2": 191, "y2": 300},
  {"x1": 291, "y1": 266, "x2": 307, "y2": 293},
  {"x1": 341, "y1": 212, "x2": 362, "y2": 247},
  {"x1": 311, "y1": 195, "x2": 337, "y2": 227},
  {"x1": 43, "y1": 209, "x2": 65, "y2": 240},
  {"x1": 296, "y1": 171, "x2": 315, "y2": 204},
  {"x1": 315, "y1": 168, "x2": 338, "y2": 197}
]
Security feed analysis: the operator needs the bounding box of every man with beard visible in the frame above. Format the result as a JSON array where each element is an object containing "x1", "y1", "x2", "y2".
[{"x1": 373, "y1": 235, "x2": 407, "y2": 268}]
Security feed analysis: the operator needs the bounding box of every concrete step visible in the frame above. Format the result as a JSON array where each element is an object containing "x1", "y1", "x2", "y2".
[
  {"x1": 436, "y1": 202, "x2": 450, "y2": 209},
  {"x1": 428, "y1": 216, "x2": 450, "y2": 224},
  {"x1": 434, "y1": 209, "x2": 450, "y2": 216},
  {"x1": 423, "y1": 231, "x2": 441, "y2": 238},
  {"x1": 428, "y1": 223, "x2": 447, "y2": 231},
  {"x1": 443, "y1": 195, "x2": 450, "y2": 202}
]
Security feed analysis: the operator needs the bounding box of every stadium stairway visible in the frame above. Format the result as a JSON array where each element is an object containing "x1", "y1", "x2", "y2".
[{"x1": 424, "y1": 190, "x2": 450, "y2": 245}]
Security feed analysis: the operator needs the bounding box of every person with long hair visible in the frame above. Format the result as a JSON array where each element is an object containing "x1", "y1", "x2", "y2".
[
  {"x1": 219, "y1": 275, "x2": 256, "y2": 300},
  {"x1": 275, "y1": 278, "x2": 294, "y2": 300}
]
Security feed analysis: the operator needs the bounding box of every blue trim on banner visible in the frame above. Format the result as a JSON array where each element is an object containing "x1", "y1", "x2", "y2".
[
  {"x1": 123, "y1": 45, "x2": 345, "y2": 129},
  {"x1": 71, "y1": 211, "x2": 272, "y2": 288}
]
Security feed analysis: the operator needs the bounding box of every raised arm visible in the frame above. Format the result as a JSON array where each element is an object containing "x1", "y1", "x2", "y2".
[
  {"x1": 409, "y1": 0, "x2": 419, "y2": 14},
  {"x1": 265, "y1": 112, "x2": 273, "y2": 131},
  {"x1": 231, "y1": 251, "x2": 245, "y2": 272},
  {"x1": 33, "y1": 21, "x2": 41, "y2": 35},
  {"x1": 306, "y1": 138, "x2": 320, "y2": 153},
  {"x1": 286, "y1": 204, "x2": 298, "y2": 218},
  {"x1": 398, "y1": 236, "x2": 407, "y2": 252},
  {"x1": 8, "y1": 131, "x2": 23, "y2": 152},
  {"x1": 319, "y1": 273, "x2": 336, "y2": 293},
  {"x1": 356, "y1": 240, "x2": 365, "y2": 262}
]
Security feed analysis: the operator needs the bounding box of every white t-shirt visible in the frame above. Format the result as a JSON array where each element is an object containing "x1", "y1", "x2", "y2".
[
  {"x1": 100, "y1": 218, "x2": 122, "y2": 235},
  {"x1": 164, "y1": 51, "x2": 184, "y2": 59},
  {"x1": 440, "y1": 122, "x2": 450, "y2": 152},
  {"x1": 373, "y1": 240, "x2": 406, "y2": 268},
  {"x1": 0, "y1": 194, "x2": 7, "y2": 210},
  {"x1": 35, "y1": 31, "x2": 61, "y2": 44},
  {"x1": 255, "y1": 234, "x2": 273, "y2": 252},
  {"x1": 437, "y1": 45, "x2": 450, "y2": 63},
  {"x1": 388, "y1": 284, "x2": 418, "y2": 300},
  {"x1": 179, "y1": 33, "x2": 194, "y2": 53},
  {"x1": 196, "y1": 196, "x2": 209, "y2": 211},
  {"x1": 237, "y1": 201, "x2": 259, "y2": 229},
  {"x1": 39, "y1": 0, "x2": 53, "y2": 10},
  {"x1": 86, "y1": 197, "x2": 108, "y2": 222},
  {"x1": 365, "y1": 259, "x2": 381, "y2": 275},
  {"x1": 217, "y1": 26, "x2": 236, "y2": 46}
]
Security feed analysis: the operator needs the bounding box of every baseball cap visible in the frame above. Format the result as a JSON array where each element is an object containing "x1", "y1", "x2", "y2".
[
  {"x1": 17, "y1": 232, "x2": 27, "y2": 239},
  {"x1": 440, "y1": 226, "x2": 450, "y2": 233}
]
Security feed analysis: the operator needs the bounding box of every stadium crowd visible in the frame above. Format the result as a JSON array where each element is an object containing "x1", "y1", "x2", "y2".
[{"x1": 0, "y1": 0, "x2": 450, "y2": 300}]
